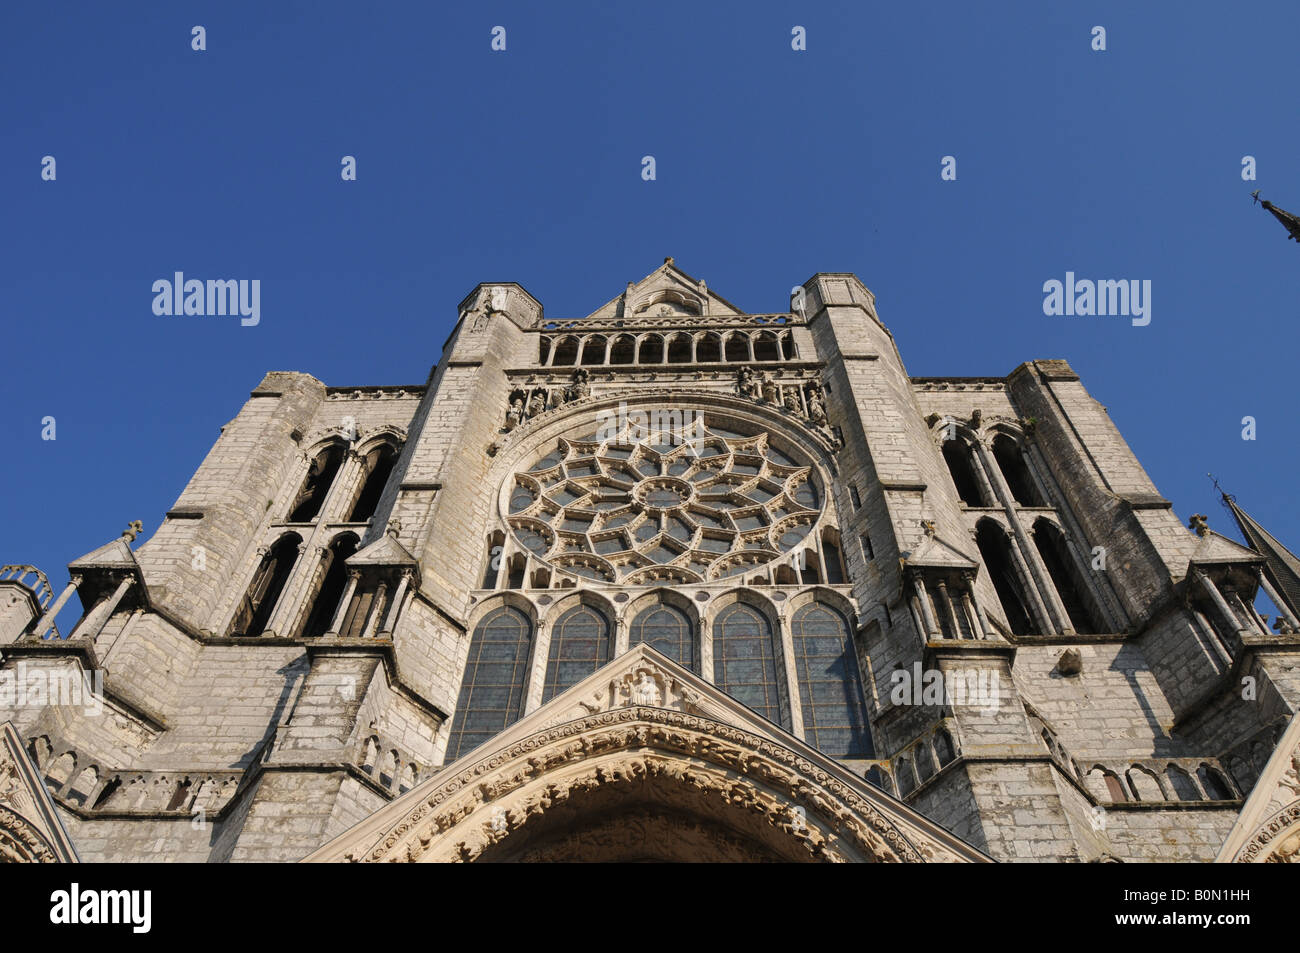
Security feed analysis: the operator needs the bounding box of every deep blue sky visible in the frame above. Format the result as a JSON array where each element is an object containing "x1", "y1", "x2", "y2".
[{"x1": 4, "y1": 1, "x2": 1298, "y2": 626}]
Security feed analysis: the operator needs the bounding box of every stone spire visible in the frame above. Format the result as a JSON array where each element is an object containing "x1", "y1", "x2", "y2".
[
  {"x1": 1252, "y1": 191, "x2": 1300, "y2": 242},
  {"x1": 1222, "y1": 490, "x2": 1300, "y2": 620}
]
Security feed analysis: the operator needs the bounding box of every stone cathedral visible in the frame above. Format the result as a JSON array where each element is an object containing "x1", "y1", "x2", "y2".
[{"x1": 3, "y1": 260, "x2": 1300, "y2": 863}]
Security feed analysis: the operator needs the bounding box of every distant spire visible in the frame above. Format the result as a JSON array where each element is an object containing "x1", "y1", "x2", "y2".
[
  {"x1": 1252, "y1": 191, "x2": 1300, "y2": 242},
  {"x1": 1217, "y1": 481, "x2": 1300, "y2": 619}
]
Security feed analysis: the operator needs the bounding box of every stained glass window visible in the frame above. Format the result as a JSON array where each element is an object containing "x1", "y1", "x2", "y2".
[
  {"x1": 541, "y1": 605, "x2": 610, "y2": 702},
  {"x1": 444, "y1": 606, "x2": 532, "y2": 762},
  {"x1": 713, "y1": 603, "x2": 790, "y2": 729},
  {"x1": 791, "y1": 603, "x2": 873, "y2": 757},
  {"x1": 506, "y1": 417, "x2": 824, "y2": 584},
  {"x1": 630, "y1": 603, "x2": 696, "y2": 672}
]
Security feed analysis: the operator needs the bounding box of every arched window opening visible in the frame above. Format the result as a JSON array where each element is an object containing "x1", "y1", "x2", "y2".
[
  {"x1": 780, "y1": 334, "x2": 796, "y2": 360},
  {"x1": 551, "y1": 337, "x2": 579, "y2": 366},
  {"x1": 638, "y1": 335, "x2": 664, "y2": 364},
  {"x1": 695, "y1": 333, "x2": 721, "y2": 363},
  {"x1": 1127, "y1": 767, "x2": 1163, "y2": 802},
  {"x1": 666, "y1": 334, "x2": 691, "y2": 364},
  {"x1": 991, "y1": 435, "x2": 1045, "y2": 506},
  {"x1": 580, "y1": 336, "x2": 607, "y2": 366},
  {"x1": 538, "y1": 338, "x2": 551, "y2": 365},
  {"x1": 942, "y1": 440, "x2": 984, "y2": 507},
  {"x1": 915, "y1": 744, "x2": 936, "y2": 783},
  {"x1": 288, "y1": 445, "x2": 344, "y2": 522},
  {"x1": 230, "y1": 533, "x2": 301, "y2": 637},
  {"x1": 1166, "y1": 765, "x2": 1201, "y2": 801},
  {"x1": 974, "y1": 521, "x2": 1034, "y2": 636},
  {"x1": 934, "y1": 729, "x2": 956, "y2": 766},
  {"x1": 443, "y1": 606, "x2": 533, "y2": 763},
  {"x1": 609, "y1": 334, "x2": 636, "y2": 365},
  {"x1": 91, "y1": 776, "x2": 121, "y2": 809},
  {"x1": 724, "y1": 332, "x2": 749, "y2": 363},
  {"x1": 865, "y1": 765, "x2": 893, "y2": 795},
  {"x1": 301, "y1": 534, "x2": 360, "y2": 638},
  {"x1": 713, "y1": 603, "x2": 790, "y2": 729},
  {"x1": 506, "y1": 553, "x2": 527, "y2": 590},
  {"x1": 821, "y1": 532, "x2": 846, "y2": 584},
  {"x1": 481, "y1": 532, "x2": 504, "y2": 589},
  {"x1": 896, "y1": 755, "x2": 915, "y2": 796},
  {"x1": 791, "y1": 603, "x2": 874, "y2": 758},
  {"x1": 165, "y1": 778, "x2": 192, "y2": 812},
  {"x1": 43, "y1": 753, "x2": 75, "y2": 792},
  {"x1": 347, "y1": 444, "x2": 398, "y2": 523},
  {"x1": 542, "y1": 605, "x2": 611, "y2": 703},
  {"x1": 1102, "y1": 770, "x2": 1127, "y2": 802},
  {"x1": 1033, "y1": 520, "x2": 1103, "y2": 634},
  {"x1": 630, "y1": 603, "x2": 696, "y2": 672},
  {"x1": 1197, "y1": 765, "x2": 1234, "y2": 800},
  {"x1": 753, "y1": 332, "x2": 780, "y2": 362},
  {"x1": 798, "y1": 549, "x2": 822, "y2": 585}
]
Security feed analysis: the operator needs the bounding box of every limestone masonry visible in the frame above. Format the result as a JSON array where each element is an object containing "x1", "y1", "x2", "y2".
[{"x1": 3, "y1": 261, "x2": 1298, "y2": 863}]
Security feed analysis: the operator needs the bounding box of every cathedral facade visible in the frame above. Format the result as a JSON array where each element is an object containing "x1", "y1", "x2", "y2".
[{"x1": 2, "y1": 261, "x2": 1299, "y2": 863}]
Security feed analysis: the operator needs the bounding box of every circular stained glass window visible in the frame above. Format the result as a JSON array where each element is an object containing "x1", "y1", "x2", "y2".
[{"x1": 503, "y1": 414, "x2": 824, "y2": 583}]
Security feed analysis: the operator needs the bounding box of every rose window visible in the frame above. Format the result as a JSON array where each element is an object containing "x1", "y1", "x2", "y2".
[{"x1": 503, "y1": 417, "x2": 823, "y2": 585}]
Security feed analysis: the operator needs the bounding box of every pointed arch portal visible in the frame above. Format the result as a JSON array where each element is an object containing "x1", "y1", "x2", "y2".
[{"x1": 305, "y1": 648, "x2": 988, "y2": 865}]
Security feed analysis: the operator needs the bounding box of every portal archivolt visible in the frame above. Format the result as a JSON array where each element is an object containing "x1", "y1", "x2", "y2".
[{"x1": 348, "y1": 707, "x2": 926, "y2": 863}]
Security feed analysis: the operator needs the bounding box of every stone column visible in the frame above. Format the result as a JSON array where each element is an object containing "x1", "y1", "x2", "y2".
[
  {"x1": 967, "y1": 445, "x2": 1000, "y2": 508},
  {"x1": 698, "y1": 617, "x2": 713, "y2": 680},
  {"x1": 524, "y1": 618, "x2": 551, "y2": 715},
  {"x1": 614, "y1": 616, "x2": 630, "y2": 657},
  {"x1": 327, "y1": 570, "x2": 361, "y2": 637},
  {"x1": 360, "y1": 581, "x2": 389, "y2": 639},
  {"x1": 1007, "y1": 536, "x2": 1055, "y2": 634},
  {"x1": 1018, "y1": 528, "x2": 1072, "y2": 635},
  {"x1": 1191, "y1": 608, "x2": 1233, "y2": 670},
  {"x1": 1195, "y1": 569, "x2": 1243, "y2": 640},
  {"x1": 380, "y1": 570, "x2": 414, "y2": 637},
  {"x1": 936, "y1": 580, "x2": 964, "y2": 640},
  {"x1": 1258, "y1": 570, "x2": 1300, "y2": 630},
  {"x1": 70, "y1": 576, "x2": 134, "y2": 642},
  {"x1": 960, "y1": 571, "x2": 990, "y2": 640},
  {"x1": 264, "y1": 541, "x2": 317, "y2": 638},
  {"x1": 908, "y1": 595, "x2": 927, "y2": 644},
  {"x1": 1227, "y1": 589, "x2": 1269, "y2": 636},
  {"x1": 31, "y1": 575, "x2": 81, "y2": 640},
  {"x1": 911, "y1": 573, "x2": 939, "y2": 639}
]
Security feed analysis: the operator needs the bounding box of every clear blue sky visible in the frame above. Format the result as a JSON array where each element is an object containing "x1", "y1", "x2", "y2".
[{"x1": 4, "y1": 1, "x2": 1298, "y2": 626}]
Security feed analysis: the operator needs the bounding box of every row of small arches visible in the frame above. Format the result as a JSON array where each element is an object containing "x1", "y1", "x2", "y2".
[
  {"x1": 358, "y1": 736, "x2": 419, "y2": 794},
  {"x1": 540, "y1": 330, "x2": 797, "y2": 367},
  {"x1": 443, "y1": 599, "x2": 873, "y2": 764},
  {"x1": 31, "y1": 737, "x2": 237, "y2": 813},
  {"x1": 1087, "y1": 761, "x2": 1239, "y2": 804}
]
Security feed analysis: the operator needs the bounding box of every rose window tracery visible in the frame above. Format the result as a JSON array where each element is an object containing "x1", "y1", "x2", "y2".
[{"x1": 503, "y1": 416, "x2": 824, "y2": 584}]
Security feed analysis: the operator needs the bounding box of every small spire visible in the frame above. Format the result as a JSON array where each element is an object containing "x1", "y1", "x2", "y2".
[
  {"x1": 663, "y1": 256, "x2": 674, "y2": 266},
  {"x1": 121, "y1": 520, "x2": 144, "y2": 543},
  {"x1": 1252, "y1": 192, "x2": 1300, "y2": 242}
]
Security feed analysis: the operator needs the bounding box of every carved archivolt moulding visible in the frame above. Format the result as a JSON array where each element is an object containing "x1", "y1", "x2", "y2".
[
  {"x1": 0, "y1": 804, "x2": 60, "y2": 863},
  {"x1": 334, "y1": 706, "x2": 943, "y2": 864},
  {"x1": 1234, "y1": 802, "x2": 1300, "y2": 863},
  {"x1": 1223, "y1": 717, "x2": 1300, "y2": 862}
]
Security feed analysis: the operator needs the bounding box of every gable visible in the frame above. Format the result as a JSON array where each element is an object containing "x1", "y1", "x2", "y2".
[
  {"x1": 0, "y1": 721, "x2": 80, "y2": 863},
  {"x1": 303, "y1": 645, "x2": 989, "y2": 863},
  {"x1": 581, "y1": 259, "x2": 747, "y2": 323}
]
